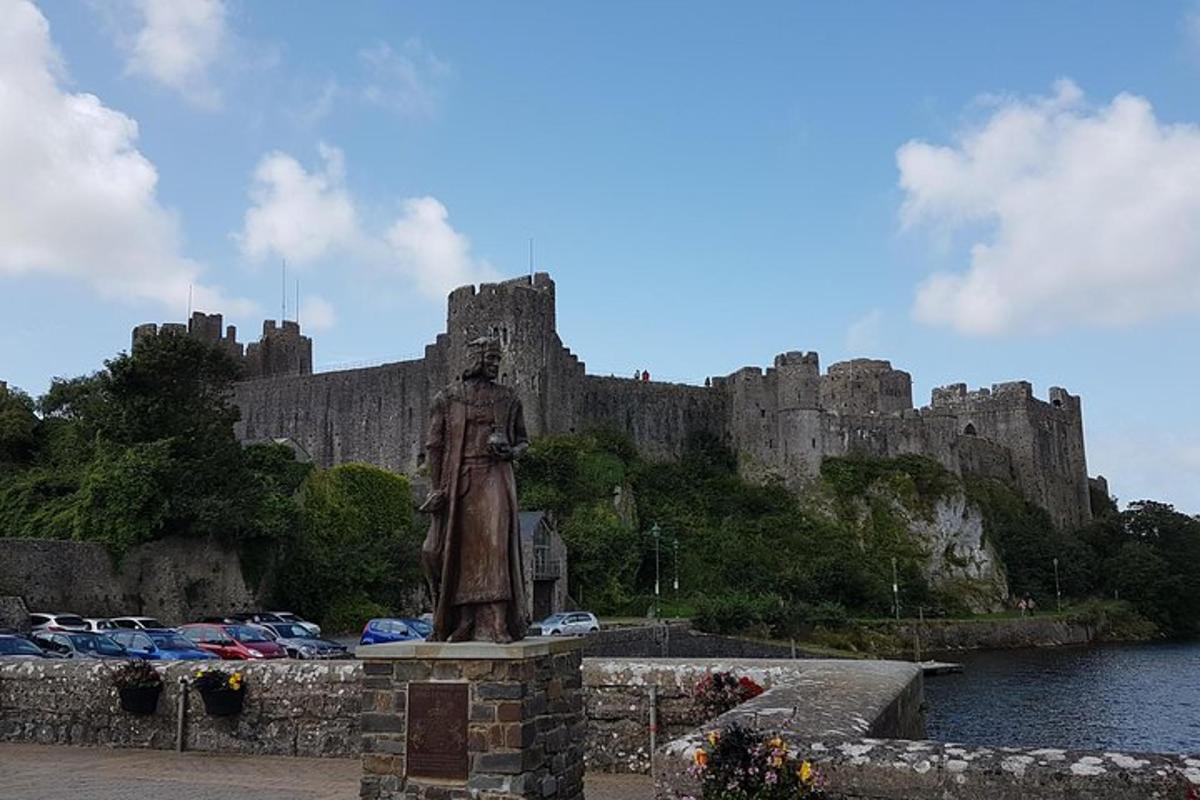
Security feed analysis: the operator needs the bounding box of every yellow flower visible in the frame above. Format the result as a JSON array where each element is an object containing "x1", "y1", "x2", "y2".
[
  {"x1": 228, "y1": 673, "x2": 243, "y2": 691},
  {"x1": 769, "y1": 737, "x2": 783, "y2": 749},
  {"x1": 799, "y1": 761, "x2": 813, "y2": 784},
  {"x1": 706, "y1": 731, "x2": 719, "y2": 746}
]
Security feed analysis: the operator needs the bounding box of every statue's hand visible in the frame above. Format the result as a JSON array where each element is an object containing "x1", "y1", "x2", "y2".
[
  {"x1": 418, "y1": 489, "x2": 447, "y2": 513},
  {"x1": 488, "y1": 441, "x2": 515, "y2": 461}
]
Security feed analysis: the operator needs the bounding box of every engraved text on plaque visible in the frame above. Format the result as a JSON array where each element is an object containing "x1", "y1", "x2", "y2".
[{"x1": 406, "y1": 682, "x2": 469, "y2": 781}]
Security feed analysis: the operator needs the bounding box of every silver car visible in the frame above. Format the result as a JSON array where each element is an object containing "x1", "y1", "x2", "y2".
[
  {"x1": 539, "y1": 612, "x2": 600, "y2": 635},
  {"x1": 29, "y1": 613, "x2": 88, "y2": 632}
]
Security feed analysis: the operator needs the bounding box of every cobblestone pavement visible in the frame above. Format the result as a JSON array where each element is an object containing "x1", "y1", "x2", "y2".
[{"x1": 0, "y1": 743, "x2": 655, "y2": 800}]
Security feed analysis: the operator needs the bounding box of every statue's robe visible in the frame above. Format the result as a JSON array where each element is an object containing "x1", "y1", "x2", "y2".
[{"x1": 421, "y1": 380, "x2": 529, "y2": 641}]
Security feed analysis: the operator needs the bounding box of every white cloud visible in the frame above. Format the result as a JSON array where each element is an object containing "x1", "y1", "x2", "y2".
[
  {"x1": 0, "y1": 0, "x2": 247, "y2": 313},
  {"x1": 897, "y1": 80, "x2": 1200, "y2": 336},
  {"x1": 298, "y1": 295, "x2": 336, "y2": 332},
  {"x1": 844, "y1": 309, "x2": 883, "y2": 355},
  {"x1": 237, "y1": 145, "x2": 494, "y2": 299},
  {"x1": 123, "y1": 0, "x2": 228, "y2": 108},
  {"x1": 360, "y1": 39, "x2": 450, "y2": 118},
  {"x1": 386, "y1": 197, "x2": 497, "y2": 298},
  {"x1": 238, "y1": 144, "x2": 359, "y2": 265}
]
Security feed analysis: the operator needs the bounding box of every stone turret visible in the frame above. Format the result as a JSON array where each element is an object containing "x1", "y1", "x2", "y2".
[
  {"x1": 244, "y1": 320, "x2": 312, "y2": 379},
  {"x1": 131, "y1": 314, "x2": 311, "y2": 379}
]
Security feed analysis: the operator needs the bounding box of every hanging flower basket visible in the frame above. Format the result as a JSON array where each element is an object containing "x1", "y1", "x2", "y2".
[
  {"x1": 118, "y1": 685, "x2": 162, "y2": 715},
  {"x1": 193, "y1": 668, "x2": 246, "y2": 716},
  {"x1": 111, "y1": 661, "x2": 164, "y2": 716},
  {"x1": 199, "y1": 687, "x2": 245, "y2": 716}
]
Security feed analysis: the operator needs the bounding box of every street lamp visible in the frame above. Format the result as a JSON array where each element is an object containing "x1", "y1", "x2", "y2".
[
  {"x1": 1053, "y1": 557, "x2": 1062, "y2": 613},
  {"x1": 651, "y1": 522, "x2": 661, "y2": 619},
  {"x1": 673, "y1": 535, "x2": 679, "y2": 596},
  {"x1": 891, "y1": 557, "x2": 900, "y2": 621}
]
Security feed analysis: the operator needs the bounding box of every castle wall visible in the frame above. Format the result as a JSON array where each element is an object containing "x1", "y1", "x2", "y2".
[
  {"x1": 223, "y1": 273, "x2": 1092, "y2": 530},
  {"x1": 575, "y1": 376, "x2": 726, "y2": 460},
  {"x1": 234, "y1": 357, "x2": 435, "y2": 472}
]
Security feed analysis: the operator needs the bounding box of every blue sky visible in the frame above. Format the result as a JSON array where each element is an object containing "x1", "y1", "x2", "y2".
[{"x1": 3, "y1": 1, "x2": 1200, "y2": 511}]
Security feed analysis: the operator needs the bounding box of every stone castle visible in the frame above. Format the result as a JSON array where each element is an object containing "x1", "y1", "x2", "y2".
[{"x1": 136, "y1": 273, "x2": 1094, "y2": 530}]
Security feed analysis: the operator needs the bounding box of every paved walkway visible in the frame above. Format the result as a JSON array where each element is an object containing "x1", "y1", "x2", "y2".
[{"x1": 0, "y1": 743, "x2": 653, "y2": 799}]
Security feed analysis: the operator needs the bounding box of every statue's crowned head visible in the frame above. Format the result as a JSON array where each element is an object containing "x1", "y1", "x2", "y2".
[{"x1": 463, "y1": 336, "x2": 502, "y2": 381}]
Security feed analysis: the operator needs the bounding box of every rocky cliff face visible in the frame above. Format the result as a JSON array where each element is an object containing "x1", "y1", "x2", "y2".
[{"x1": 890, "y1": 491, "x2": 1009, "y2": 613}]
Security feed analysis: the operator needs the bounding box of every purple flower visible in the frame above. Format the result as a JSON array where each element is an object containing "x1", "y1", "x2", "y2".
[{"x1": 765, "y1": 770, "x2": 778, "y2": 785}]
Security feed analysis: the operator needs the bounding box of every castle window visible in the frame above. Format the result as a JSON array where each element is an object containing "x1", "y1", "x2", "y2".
[
  {"x1": 760, "y1": 409, "x2": 766, "y2": 418},
  {"x1": 963, "y1": 423, "x2": 977, "y2": 436},
  {"x1": 1052, "y1": 399, "x2": 1062, "y2": 408},
  {"x1": 811, "y1": 438, "x2": 816, "y2": 449}
]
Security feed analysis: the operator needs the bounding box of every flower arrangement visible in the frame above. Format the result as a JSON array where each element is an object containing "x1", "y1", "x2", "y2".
[
  {"x1": 193, "y1": 667, "x2": 246, "y2": 716},
  {"x1": 693, "y1": 671, "x2": 765, "y2": 718},
  {"x1": 193, "y1": 667, "x2": 244, "y2": 694},
  {"x1": 689, "y1": 724, "x2": 825, "y2": 800},
  {"x1": 111, "y1": 660, "x2": 163, "y2": 691},
  {"x1": 111, "y1": 660, "x2": 164, "y2": 715}
]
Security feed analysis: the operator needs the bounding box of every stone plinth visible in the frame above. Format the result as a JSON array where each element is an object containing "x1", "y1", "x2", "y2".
[{"x1": 357, "y1": 637, "x2": 585, "y2": 800}]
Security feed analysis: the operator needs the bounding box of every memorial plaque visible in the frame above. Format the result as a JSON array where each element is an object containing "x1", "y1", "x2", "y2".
[{"x1": 407, "y1": 682, "x2": 469, "y2": 781}]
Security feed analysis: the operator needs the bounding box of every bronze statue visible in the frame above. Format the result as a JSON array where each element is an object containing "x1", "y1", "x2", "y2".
[{"x1": 419, "y1": 336, "x2": 529, "y2": 643}]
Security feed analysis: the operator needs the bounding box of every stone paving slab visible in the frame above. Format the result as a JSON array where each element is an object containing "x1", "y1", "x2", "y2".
[
  {"x1": 0, "y1": 743, "x2": 360, "y2": 800},
  {"x1": 0, "y1": 743, "x2": 654, "y2": 800}
]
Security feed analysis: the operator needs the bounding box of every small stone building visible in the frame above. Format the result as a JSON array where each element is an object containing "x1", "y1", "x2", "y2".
[{"x1": 519, "y1": 511, "x2": 568, "y2": 622}]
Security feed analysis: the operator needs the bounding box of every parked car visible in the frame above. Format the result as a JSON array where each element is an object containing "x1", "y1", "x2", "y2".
[
  {"x1": 179, "y1": 623, "x2": 286, "y2": 660},
  {"x1": 0, "y1": 634, "x2": 52, "y2": 660},
  {"x1": 82, "y1": 618, "x2": 118, "y2": 633},
  {"x1": 260, "y1": 622, "x2": 347, "y2": 659},
  {"x1": 538, "y1": 612, "x2": 600, "y2": 636},
  {"x1": 109, "y1": 616, "x2": 168, "y2": 630},
  {"x1": 110, "y1": 628, "x2": 218, "y2": 661},
  {"x1": 29, "y1": 612, "x2": 88, "y2": 632},
  {"x1": 228, "y1": 611, "x2": 321, "y2": 638},
  {"x1": 30, "y1": 630, "x2": 128, "y2": 659},
  {"x1": 359, "y1": 618, "x2": 427, "y2": 646},
  {"x1": 271, "y1": 611, "x2": 321, "y2": 637}
]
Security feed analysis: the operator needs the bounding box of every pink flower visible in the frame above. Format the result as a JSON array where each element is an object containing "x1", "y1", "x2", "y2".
[{"x1": 765, "y1": 770, "x2": 778, "y2": 785}]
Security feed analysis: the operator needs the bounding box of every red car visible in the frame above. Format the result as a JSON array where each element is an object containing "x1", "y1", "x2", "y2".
[{"x1": 179, "y1": 623, "x2": 287, "y2": 660}]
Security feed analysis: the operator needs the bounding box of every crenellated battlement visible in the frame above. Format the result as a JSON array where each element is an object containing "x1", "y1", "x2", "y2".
[{"x1": 132, "y1": 312, "x2": 311, "y2": 379}]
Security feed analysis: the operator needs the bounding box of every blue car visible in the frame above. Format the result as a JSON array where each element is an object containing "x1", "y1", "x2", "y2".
[
  {"x1": 360, "y1": 618, "x2": 429, "y2": 646},
  {"x1": 110, "y1": 628, "x2": 218, "y2": 660}
]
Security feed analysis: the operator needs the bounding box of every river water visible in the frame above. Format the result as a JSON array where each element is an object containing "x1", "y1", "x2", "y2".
[{"x1": 923, "y1": 642, "x2": 1200, "y2": 753}]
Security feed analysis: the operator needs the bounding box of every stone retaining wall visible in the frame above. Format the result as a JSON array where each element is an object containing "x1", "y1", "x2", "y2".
[
  {"x1": 0, "y1": 660, "x2": 359, "y2": 757},
  {"x1": 581, "y1": 622, "x2": 798, "y2": 659},
  {"x1": 654, "y1": 667, "x2": 1200, "y2": 799}
]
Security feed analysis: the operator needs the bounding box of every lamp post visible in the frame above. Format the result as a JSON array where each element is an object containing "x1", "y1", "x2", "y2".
[
  {"x1": 892, "y1": 557, "x2": 900, "y2": 621},
  {"x1": 673, "y1": 535, "x2": 679, "y2": 597},
  {"x1": 651, "y1": 522, "x2": 661, "y2": 619},
  {"x1": 1053, "y1": 557, "x2": 1062, "y2": 613}
]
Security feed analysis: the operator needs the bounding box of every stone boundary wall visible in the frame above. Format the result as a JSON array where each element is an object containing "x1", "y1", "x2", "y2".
[
  {"x1": 654, "y1": 670, "x2": 1200, "y2": 799},
  {"x1": 0, "y1": 660, "x2": 359, "y2": 757},
  {"x1": 581, "y1": 622, "x2": 798, "y2": 660},
  {"x1": 870, "y1": 617, "x2": 1094, "y2": 655}
]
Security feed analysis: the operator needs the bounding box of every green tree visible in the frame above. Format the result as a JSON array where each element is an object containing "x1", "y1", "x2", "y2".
[
  {"x1": 0, "y1": 384, "x2": 37, "y2": 463},
  {"x1": 276, "y1": 463, "x2": 422, "y2": 629}
]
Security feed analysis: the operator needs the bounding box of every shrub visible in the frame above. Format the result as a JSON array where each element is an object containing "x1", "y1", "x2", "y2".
[{"x1": 323, "y1": 595, "x2": 394, "y2": 635}]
